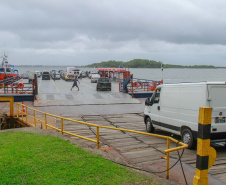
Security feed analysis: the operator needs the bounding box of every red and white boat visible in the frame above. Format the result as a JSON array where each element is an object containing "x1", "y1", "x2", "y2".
[{"x1": 0, "y1": 52, "x2": 19, "y2": 81}]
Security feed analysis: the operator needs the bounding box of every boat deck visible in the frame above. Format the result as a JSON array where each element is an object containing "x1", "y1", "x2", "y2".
[{"x1": 35, "y1": 77, "x2": 141, "y2": 106}]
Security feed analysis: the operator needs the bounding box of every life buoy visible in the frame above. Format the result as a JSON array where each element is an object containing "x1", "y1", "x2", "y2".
[
  {"x1": 132, "y1": 82, "x2": 138, "y2": 87},
  {"x1": 18, "y1": 83, "x2": 24, "y2": 89}
]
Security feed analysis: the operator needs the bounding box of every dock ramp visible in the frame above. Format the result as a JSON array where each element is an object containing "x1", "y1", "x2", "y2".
[{"x1": 34, "y1": 92, "x2": 141, "y2": 107}]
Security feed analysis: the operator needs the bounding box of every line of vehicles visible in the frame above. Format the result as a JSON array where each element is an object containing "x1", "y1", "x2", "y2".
[
  {"x1": 21, "y1": 67, "x2": 112, "y2": 91},
  {"x1": 21, "y1": 67, "x2": 86, "y2": 81}
]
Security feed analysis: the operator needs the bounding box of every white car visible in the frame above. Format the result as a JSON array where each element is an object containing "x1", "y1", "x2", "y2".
[
  {"x1": 89, "y1": 72, "x2": 98, "y2": 78},
  {"x1": 35, "y1": 71, "x2": 41, "y2": 78},
  {"x1": 52, "y1": 72, "x2": 61, "y2": 80},
  {"x1": 91, "y1": 74, "x2": 100, "y2": 83}
]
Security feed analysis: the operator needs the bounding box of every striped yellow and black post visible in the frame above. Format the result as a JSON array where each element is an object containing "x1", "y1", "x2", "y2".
[{"x1": 193, "y1": 107, "x2": 217, "y2": 185}]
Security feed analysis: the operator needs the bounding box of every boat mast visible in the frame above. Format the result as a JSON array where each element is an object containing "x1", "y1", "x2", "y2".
[{"x1": 1, "y1": 52, "x2": 8, "y2": 67}]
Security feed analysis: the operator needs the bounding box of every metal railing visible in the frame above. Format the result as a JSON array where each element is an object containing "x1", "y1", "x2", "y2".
[
  {"x1": 16, "y1": 102, "x2": 188, "y2": 179},
  {"x1": 0, "y1": 74, "x2": 38, "y2": 96},
  {"x1": 119, "y1": 78, "x2": 163, "y2": 92}
]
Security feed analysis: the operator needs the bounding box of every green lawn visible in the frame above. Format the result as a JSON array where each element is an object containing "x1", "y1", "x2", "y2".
[{"x1": 0, "y1": 132, "x2": 156, "y2": 185}]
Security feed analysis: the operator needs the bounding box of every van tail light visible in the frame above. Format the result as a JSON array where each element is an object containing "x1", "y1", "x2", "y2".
[{"x1": 97, "y1": 83, "x2": 99, "y2": 85}]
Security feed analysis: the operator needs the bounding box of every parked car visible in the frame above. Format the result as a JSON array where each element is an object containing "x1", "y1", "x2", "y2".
[
  {"x1": 50, "y1": 69, "x2": 57, "y2": 78},
  {"x1": 144, "y1": 82, "x2": 226, "y2": 149},
  {"x1": 96, "y1": 78, "x2": 111, "y2": 91},
  {"x1": 91, "y1": 74, "x2": 100, "y2": 83},
  {"x1": 35, "y1": 71, "x2": 41, "y2": 78},
  {"x1": 42, "y1": 71, "x2": 50, "y2": 80},
  {"x1": 51, "y1": 72, "x2": 61, "y2": 80},
  {"x1": 21, "y1": 72, "x2": 29, "y2": 79},
  {"x1": 62, "y1": 71, "x2": 75, "y2": 81},
  {"x1": 28, "y1": 71, "x2": 35, "y2": 83},
  {"x1": 80, "y1": 71, "x2": 86, "y2": 78},
  {"x1": 58, "y1": 70, "x2": 64, "y2": 75},
  {"x1": 89, "y1": 71, "x2": 98, "y2": 78}
]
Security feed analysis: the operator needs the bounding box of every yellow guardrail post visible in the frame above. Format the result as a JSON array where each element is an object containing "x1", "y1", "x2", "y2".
[
  {"x1": 34, "y1": 110, "x2": 36, "y2": 126},
  {"x1": 22, "y1": 106, "x2": 24, "y2": 121},
  {"x1": 97, "y1": 126, "x2": 100, "y2": 149},
  {"x1": 166, "y1": 138, "x2": 170, "y2": 179},
  {"x1": 9, "y1": 97, "x2": 14, "y2": 117},
  {"x1": 0, "y1": 97, "x2": 14, "y2": 117},
  {"x1": 61, "y1": 118, "x2": 64, "y2": 135},
  {"x1": 45, "y1": 113, "x2": 47, "y2": 129},
  {"x1": 193, "y1": 107, "x2": 217, "y2": 185},
  {"x1": 26, "y1": 106, "x2": 28, "y2": 123},
  {"x1": 17, "y1": 103, "x2": 19, "y2": 118}
]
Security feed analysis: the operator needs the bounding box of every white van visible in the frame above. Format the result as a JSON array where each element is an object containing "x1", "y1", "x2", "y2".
[{"x1": 144, "y1": 82, "x2": 226, "y2": 149}]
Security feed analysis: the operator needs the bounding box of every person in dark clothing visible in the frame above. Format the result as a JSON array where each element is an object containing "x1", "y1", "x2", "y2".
[
  {"x1": 53, "y1": 72, "x2": 56, "y2": 81},
  {"x1": 71, "y1": 76, "x2": 80, "y2": 91}
]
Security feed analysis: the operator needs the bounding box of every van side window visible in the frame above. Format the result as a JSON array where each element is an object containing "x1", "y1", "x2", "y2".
[{"x1": 154, "y1": 89, "x2": 161, "y2": 103}]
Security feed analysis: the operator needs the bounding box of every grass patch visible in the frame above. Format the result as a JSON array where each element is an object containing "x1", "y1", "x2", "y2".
[{"x1": 0, "y1": 132, "x2": 155, "y2": 185}]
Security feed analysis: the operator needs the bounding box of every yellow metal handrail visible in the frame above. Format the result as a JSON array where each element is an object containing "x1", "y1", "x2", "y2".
[{"x1": 16, "y1": 102, "x2": 188, "y2": 179}]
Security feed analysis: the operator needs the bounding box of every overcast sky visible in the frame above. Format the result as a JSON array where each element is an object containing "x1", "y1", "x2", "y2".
[{"x1": 1, "y1": 0, "x2": 226, "y2": 66}]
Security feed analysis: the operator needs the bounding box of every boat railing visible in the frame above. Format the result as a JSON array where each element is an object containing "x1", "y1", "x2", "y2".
[
  {"x1": 119, "y1": 78, "x2": 163, "y2": 92},
  {"x1": 0, "y1": 75, "x2": 38, "y2": 95}
]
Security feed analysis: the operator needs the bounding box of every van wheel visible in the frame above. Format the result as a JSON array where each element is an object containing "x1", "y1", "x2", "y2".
[
  {"x1": 182, "y1": 128, "x2": 195, "y2": 149},
  {"x1": 145, "y1": 117, "x2": 155, "y2": 133}
]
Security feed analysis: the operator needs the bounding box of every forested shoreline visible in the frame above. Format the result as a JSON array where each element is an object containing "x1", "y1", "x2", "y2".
[{"x1": 85, "y1": 59, "x2": 219, "y2": 68}]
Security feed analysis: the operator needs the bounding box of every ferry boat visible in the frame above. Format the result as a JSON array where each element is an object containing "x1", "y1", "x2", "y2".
[{"x1": 0, "y1": 52, "x2": 19, "y2": 81}]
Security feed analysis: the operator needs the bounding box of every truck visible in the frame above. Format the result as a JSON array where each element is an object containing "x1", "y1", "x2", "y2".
[
  {"x1": 96, "y1": 77, "x2": 111, "y2": 91},
  {"x1": 144, "y1": 82, "x2": 226, "y2": 149}
]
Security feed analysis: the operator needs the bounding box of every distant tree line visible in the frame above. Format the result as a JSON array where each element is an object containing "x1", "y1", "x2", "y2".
[{"x1": 85, "y1": 59, "x2": 218, "y2": 68}]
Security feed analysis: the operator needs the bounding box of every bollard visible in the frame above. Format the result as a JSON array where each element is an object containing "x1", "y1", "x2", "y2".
[{"x1": 193, "y1": 107, "x2": 217, "y2": 185}]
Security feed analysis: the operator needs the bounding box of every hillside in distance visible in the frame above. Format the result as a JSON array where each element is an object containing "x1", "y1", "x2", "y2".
[{"x1": 85, "y1": 59, "x2": 218, "y2": 68}]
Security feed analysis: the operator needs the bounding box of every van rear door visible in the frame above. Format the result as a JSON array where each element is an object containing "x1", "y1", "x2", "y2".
[{"x1": 208, "y1": 84, "x2": 226, "y2": 139}]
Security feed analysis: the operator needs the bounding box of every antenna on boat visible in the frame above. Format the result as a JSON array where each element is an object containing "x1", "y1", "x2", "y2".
[{"x1": 161, "y1": 61, "x2": 164, "y2": 84}]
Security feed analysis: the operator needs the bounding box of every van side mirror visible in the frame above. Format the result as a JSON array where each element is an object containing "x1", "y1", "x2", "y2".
[{"x1": 145, "y1": 98, "x2": 153, "y2": 106}]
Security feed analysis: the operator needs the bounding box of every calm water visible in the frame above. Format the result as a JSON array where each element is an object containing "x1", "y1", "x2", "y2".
[{"x1": 15, "y1": 66, "x2": 226, "y2": 84}]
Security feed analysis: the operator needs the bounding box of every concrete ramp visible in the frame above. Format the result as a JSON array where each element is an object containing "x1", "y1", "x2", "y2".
[{"x1": 34, "y1": 92, "x2": 141, "y2": 107}]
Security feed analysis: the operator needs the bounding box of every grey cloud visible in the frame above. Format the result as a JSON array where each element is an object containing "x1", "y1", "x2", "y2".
[{"x1": 1, "y1": 0, "x2": 226, "y2": 66}]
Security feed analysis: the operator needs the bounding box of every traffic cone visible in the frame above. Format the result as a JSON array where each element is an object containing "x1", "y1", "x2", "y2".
[{"x1": 21, "y1": 102, "x2": 25, "y2": 113}]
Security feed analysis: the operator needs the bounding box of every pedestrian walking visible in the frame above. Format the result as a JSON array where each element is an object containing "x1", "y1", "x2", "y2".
[
  {"x1": 71, "y1": 76, "x2": 80, "y2": 91},
  {"x1": 53, "y1": 72, "x2": 56, "y2": 81}
]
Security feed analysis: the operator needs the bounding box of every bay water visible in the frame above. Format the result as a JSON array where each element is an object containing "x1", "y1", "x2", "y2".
[{"x1": 15, "y1": 66, "x2": 226, "y2": 84}]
